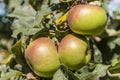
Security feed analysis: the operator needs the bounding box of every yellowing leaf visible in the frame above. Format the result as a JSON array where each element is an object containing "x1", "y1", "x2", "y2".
[
  {"x1": 55, "y1": 12, "x2": 68, "y2": 25},
  {"x1": 2, "y1": 54, "x2": 13, "y2": 64}
]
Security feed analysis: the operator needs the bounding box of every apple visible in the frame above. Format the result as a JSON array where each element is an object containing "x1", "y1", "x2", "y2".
[
  {"x1": 25, "y1": 37, "x2": 60, "y2": 78},
  {"x1": 67, "y1": 4, "x2": 107, "y2": 35},
  {"x1": 58, "y1": 34, "x2": 91, "y2": 70}
]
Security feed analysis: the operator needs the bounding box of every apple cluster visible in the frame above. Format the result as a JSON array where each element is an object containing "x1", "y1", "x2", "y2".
[{"x1": 25, "y1": 4, "x2": 107, "y2": 78}]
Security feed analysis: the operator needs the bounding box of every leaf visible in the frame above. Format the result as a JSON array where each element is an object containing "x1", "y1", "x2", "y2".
[
  {"x1": 105, "y1": 29, "x2": 120, "y2": 37},
  {"x1": 7, "y1": 1, "x2": 54, "y2": 38},
  {"x1": 14, "y1": 64, "x2": 22, "y2": 71},
  {"x1": 0, "y1": 65, "x2": 8, "y2": 73},
  {"x1": 91, "y1": 64, "x2": 109, "y2": 78},
  {"x1": 2, "y1": 52, "x2": 14, "y2": 65},
  {"x1": 8, "y1": 0, "x2": 23, "y2": 12},
  {"x1": 11, "y1": 39, "x2": 25, "y2": 65},
  {"x1": 0, "y1": 70, "x2": 22, "y2": 80},
  {"x1": 107, "y1": 62, "x2": 120, "y2": 79},
  {"x1": 101, "y1": 0, "x2": 110, "y2": 12},
  {"x1": 8, "y1": 3, "x2": 36, "y2": 19},
  {"x1": 75, "y1": 66, "x2": 91, "y2": 80},
  {"x1": 12, "y1": 27, "x2": 42, "y2": 38},
  {"x1": 55, "y1": 12, "x2": 68, "y2": 25},
  {"x1": 108, "y1": 62, "x2": 120, "y2": 74},
  {"x1": 107, "y1": 37, "x2": 120, "y2": 50},
  {"x1": 0, "y1": 65, "x2": 23, "y2": 80},
  {"x1": 7, "y1": 2, "x2": 38, "y2": 38},
  {"x1": 53, "y1": 69, "x2": 68, "y2": 80},
  {"x1": 50, "y1": 0, "x2": 60, "y2": 5},
  {"x1": 75, "y1": 64, "x2": 110, "y2": 80},
  {"x1": 110, "y1": 54, "x2": 120, "y2": 66},
  {"x1": 93, "y1": 44, "x2": 103, "y2": 63},
  {"x1": 0, "y1": 49, "x2": 13, "y2": 65},
  {"x1": 53, "y1": 65, "x2": 79, "y2": 80},
  {"x1": 111, "y1": 37, "x2": 120, "y2": 46},
  {"x1": 34, "y1": 6, "x2": 52, "y2": 25}
]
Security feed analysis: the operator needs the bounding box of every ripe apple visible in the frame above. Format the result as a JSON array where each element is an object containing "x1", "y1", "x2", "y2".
[
  {"x1": 25, "y1": 37, "x2": 60, "y2": 78},
  {"x1": 58, "y1": 34, "x2": 91, "y2": 70},
  {"x1": 67, "y1": 4, "x2": 107, "y2": 35}
]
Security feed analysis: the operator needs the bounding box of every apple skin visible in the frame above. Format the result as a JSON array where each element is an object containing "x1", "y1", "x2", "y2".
[
  {"x1": 58, "y1": 34, "x2": 89, "y2": 70},
  {"x1": 67, "y1": 4, "x2": 107, "y2": 35},
  {"x1": 25, "y1": 37, "x2": 60, "y2": 78}
]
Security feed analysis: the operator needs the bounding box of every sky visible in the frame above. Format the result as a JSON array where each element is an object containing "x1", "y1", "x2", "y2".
[
  {"x1": 108, "y1": 0, "x2": 120, "y2": 18},
  {"x1": 0, "y1": 0, "x2": 6, "y2": 16}
]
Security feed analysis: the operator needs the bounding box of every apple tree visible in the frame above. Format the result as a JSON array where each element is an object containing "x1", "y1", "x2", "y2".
[{"x1": 0, "y1": 0, "x2": 120, "y2": 80}]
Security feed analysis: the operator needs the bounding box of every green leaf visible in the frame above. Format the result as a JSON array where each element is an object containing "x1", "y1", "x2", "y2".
[
  {"x1": 75, "y1": 66, "x2": 90, "y2": 80},
  {"x1": 0, "y1": 65, "x2": 23, "y2": 80},
  {"x1": 0, "y1": 70, "x2": 22, "y2": 80},
  {"x1": 105, "y1": 29, "x2": 120, "y2": 37},
  {"x1": 93, "y1": 44, "x2": 103, "y2": 63},
  {"x1": 75, "y1": 64, "x2": 110, "y2": 80},
  {"x1": 111, "y1": 37, "x2": 120, "y2": 46},
  {"x1": 50, "y1": 0, "x2": 60, "y2": 5},
  {"x1": 108, "y1": 62, "x2": 120, "y2": 74},
  {"x1": 34, "y1": 6, "x2": 52, "y2": 25},
  {"x1": 7, "y1": 2, "x2": 38, "y2": 38},
  {"x1": 91, "y1": 64, "x2": 109, "y2": 78},
  {"x1": 53, "y1": 65, "x2": 79, "y2": 80},
  {"x1": 53, "y1": 69, "x2": 68, "y2": 80},
  {"x1": 8, "y1": 3, "x2": 36, "y2": 19},
  {"x1": 8, "y1": 0, "x2": 23, "y2": 12},
  {"x1": 14, "y1": 64, "x2": 22, "y2": 71},
  {"x1": 12, "y1": 27, "x2": 42, "y2": 38},
  {"x1": 107, "y1": 37, "x2": 120, "y2": 50},
  {"x1": 107, "y1": 62, "x2": 120, "y2": 79},
  {"x1": 101, "y1": 0, "x2": 110, "y2": 12},
  {"x1": 0, "y1": 65, "x2": 8, "y2": 73},
  {"x1": 110, "y1": 54, "x2": 120, "y2": 66}
]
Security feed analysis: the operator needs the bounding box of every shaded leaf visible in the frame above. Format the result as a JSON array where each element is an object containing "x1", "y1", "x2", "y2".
[
  {"x1": 11, "y1": 40, "x2": 25, "y2": 65},
  {"x1": 107, "y1": 37, "x2": 120, "y2": 50}
]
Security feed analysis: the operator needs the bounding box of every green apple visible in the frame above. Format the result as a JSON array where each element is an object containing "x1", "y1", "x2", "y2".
[
  {"x1": 58, "y1": 34, "x2": 91, "y2": 70},
  {"x1": 25, "y1": 37, "x2": 60, "y2": 78},
  {"x1": 67, "y1": 4, "x2": 107, "y2": 35}
]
